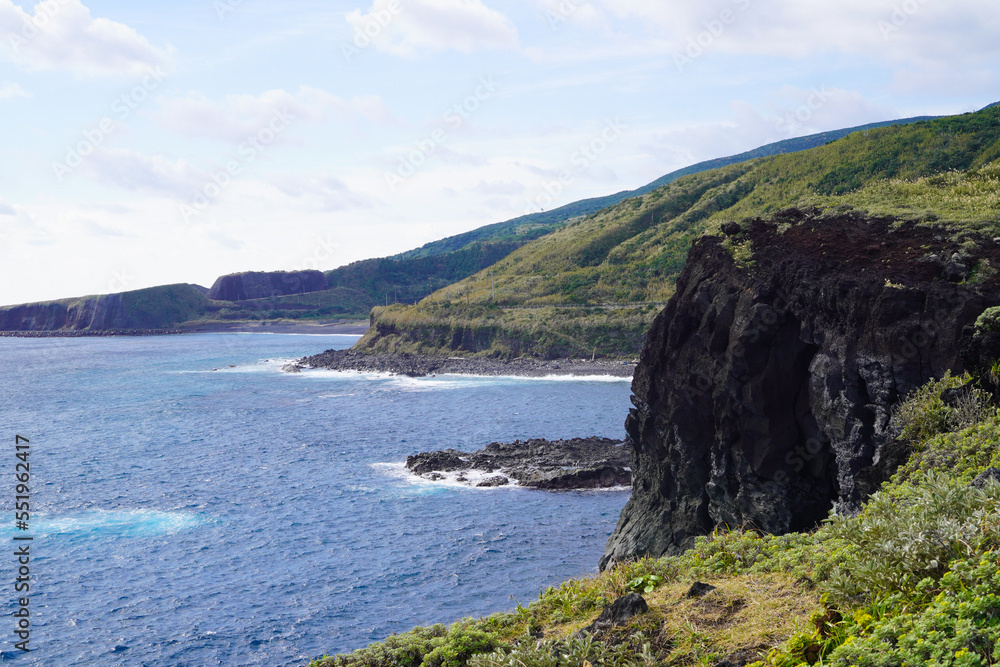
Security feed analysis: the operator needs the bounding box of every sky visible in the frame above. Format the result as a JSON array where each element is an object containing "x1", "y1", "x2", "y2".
[{"x1": 0, "y1": 0, "x2": 997, "y2": 305}]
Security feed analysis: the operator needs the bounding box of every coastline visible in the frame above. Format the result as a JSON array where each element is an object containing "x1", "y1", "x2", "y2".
[
  {"x1": 299, "y1": 349, "x2": 636, "y2": 378},
  {"x1": 0, "y1": 319, "x2": 371, "y2": 338},
  {"x1": 179, "y1": 319, "x2": 370, "y2": 335},
  {"x1": 0, "y1": 329, "x2": 185, "y2": 338}
]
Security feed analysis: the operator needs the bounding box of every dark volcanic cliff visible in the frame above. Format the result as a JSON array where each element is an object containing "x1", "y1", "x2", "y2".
[
  {"x1": 208, "y1": 270, "x2": 328, "y2": 301},
  {"x1": 601, "y1": 209, "x2": 1000, "y2": 568},
  {"x1": 0, "y1": 284, "x2": 209, "y2": 332}
]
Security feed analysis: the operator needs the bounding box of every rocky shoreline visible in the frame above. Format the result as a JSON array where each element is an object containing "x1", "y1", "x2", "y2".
[
  {"x1": 405, "y1": 436, "x2": 632, "y2": 490},
  {"x1": 0, "y1": 329, "x2": 184, "y2": 337},
  {"x1": 298, "y1": 349, "x2": 636, "y2": 378},
  {"x1": 0, "y1": 319, "x2": 369, "y2": 338}
]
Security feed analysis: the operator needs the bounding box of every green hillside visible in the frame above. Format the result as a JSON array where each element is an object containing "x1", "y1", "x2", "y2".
[
  {"x1": 392, "y1": 116, "x2": 937, "y2": 261},
  {"x1": 325, "y1": 240, "x2": 524, "y2": 306},
  {"x1": 356, "y1": 106, "x2": 1000, "y2": 358},
  {"x1": 321, "y1": 117, "x2": 941, "y2": 313}
]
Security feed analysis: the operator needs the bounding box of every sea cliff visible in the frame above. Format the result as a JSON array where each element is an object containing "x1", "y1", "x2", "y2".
[{"x1": 602, "y1": 208, "x2": 1000, "y2": 566}]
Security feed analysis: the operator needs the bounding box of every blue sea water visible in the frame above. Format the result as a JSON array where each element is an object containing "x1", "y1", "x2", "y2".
[{"x1": 0, "y1": 333, "x2": 632, "y2": 666}]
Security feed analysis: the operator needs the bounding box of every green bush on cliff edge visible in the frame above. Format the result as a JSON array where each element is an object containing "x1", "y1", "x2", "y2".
[{"x1": 311, "y1": 371, "x2": 1000, "y2": 667}]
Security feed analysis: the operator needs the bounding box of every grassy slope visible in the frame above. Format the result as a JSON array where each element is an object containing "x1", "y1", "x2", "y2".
[
  {"x1": 325, "y1": 241, "x2": 525, "y2": 307},
  {"x1": 393, "y1": 115, "x2": 937, "y2": 262},
  {"x1": 357, "y1": 107, "x2": 1000, "y2": 358},
  {"x1": 319, "y1": 117, "x2": 942, "y2": 316}
]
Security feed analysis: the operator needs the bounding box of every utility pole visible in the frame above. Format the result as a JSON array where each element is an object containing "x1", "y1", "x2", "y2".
[{"x1": 490, "y1": 271, "x2": 495, "y2": 302}]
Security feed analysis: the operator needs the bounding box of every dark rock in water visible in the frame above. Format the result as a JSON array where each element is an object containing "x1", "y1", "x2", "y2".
[
  {"x1": 601, "y1": 211, "x2": 1000, "y2": 569},
  {"x1": 577, "y1": 593, "x2": 648, "y2": 637},
  {"x1": 476, "y1": 476, "x2": 510, "y2": 487},
  {"x1": 297, "y1": 350, "x2": 635, "y2": 378},
  {"x1": 406, "y1": 449, "x2": 470, "y2": 475},
  {"x1": 686, "y1": 582, "x2": 716, "y2": 598},
  {"x1": 406, "y1": 437, "x2": 630, "y2": 490},
  {"x1": 513, "y1": 465, "x2": 631, "y2": 490}
]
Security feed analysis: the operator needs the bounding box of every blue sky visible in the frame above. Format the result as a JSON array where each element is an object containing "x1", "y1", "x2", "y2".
[{"x1": 0, "y1": 0, "x2": 997, "y2": 305}]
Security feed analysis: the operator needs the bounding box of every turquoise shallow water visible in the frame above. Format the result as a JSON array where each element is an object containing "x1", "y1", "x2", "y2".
[{"x1": 0, "y1": 333, "x2": 631, "y2": 666}]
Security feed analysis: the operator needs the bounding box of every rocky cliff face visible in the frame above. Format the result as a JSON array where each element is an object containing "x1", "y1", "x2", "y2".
[
  {"x1": 0, "y1": 284, "x2": 208, "y2": 332},
  {"x1": 0, "y1": 293, "x2": 127, "y2": 330},
  {"x1": 208, "y1": 270, "x2": 328, "y2": 301},
  {"x1": 601, "y1": 209, "x2": 1000, "y2": 568}
]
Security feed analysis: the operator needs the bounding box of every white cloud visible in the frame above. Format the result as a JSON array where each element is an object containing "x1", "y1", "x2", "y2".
[
  {"x1": 81, "y1": 147, "x2": 204, "y2": 199},
  {"x1": 346, "y1": 0, "x2": 518, "y2": 57},
  {"x1": 0, "y1": 0, "x2": 169, "y2": 77},
  {"x1": 594, "y1": 0, "x2": 1000, "y2": 65},
  {"x1": 267, "y1": 172, "x2": 375, "y2": 212},
  {"x1": 156, "y1": 87, "x2": 393, "y2": 143},
  {"x1": 0, "y1": 80, "x2": 28, "y2": 99},
  {"x1": 0, "y1": 197, "x2": 15, "y2": 215}
]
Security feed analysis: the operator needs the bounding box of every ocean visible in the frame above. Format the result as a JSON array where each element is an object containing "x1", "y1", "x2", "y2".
[{"x1": 0, "y1": 333, "x2": 632, "y2": 666}]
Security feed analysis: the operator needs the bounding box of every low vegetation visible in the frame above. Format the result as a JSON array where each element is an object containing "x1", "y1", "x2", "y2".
[
  {"x1": 311, "y1": 367, "x2": 1000, "y2": 666},
  {"x1": 354, "y1": 303, "x2": 658, "y2": 359}
]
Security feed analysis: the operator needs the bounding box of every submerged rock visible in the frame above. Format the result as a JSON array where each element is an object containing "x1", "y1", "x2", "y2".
[
  {"x1": 406, "y1": 437, "x2": 630, "y2": 491},
  {"x1": 476, "y1": 476, "x2": 510, "y2": 488},
  {"x1": 297, "y1": 350, "x2": 635, "y2": 378}
]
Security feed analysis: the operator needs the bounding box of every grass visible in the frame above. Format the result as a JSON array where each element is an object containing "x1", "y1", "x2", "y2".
[{"x1": 355, "y1": 303, "x2": 657, "y2": 359}]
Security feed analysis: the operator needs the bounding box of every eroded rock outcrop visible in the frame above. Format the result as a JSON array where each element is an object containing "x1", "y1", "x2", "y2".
[
  {"x1": 601, "y1": 209, "x2": 1000, "y2": 568},
  {"x1": 208, "y1": 270, "x2": 328, "y2": 301},
  {"x1": 406, "y1": 437, "x2": 631, "y2": 490},
  {"x1": 0, "y1": 284, "x2": 208, "y2": 332}
]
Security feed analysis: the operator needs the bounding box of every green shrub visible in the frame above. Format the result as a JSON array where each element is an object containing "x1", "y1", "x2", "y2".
[
  {"x1": 896, "y1": 414, "x2": 1000, "y2": 484},
  {"x1": 826, "y1": 557, "x2": 1000, "y2": 666},
  {"x1": 975, "y1": 306, "x2": 1000, "y2": 334},
  {"x1": 892, "y1": 372, "x2": 989, "y2": 444},
  {"x1": 310, "y1": 624, "x2": 498, "y2": 667},
  {"x1": 625, "y1": 574, "x2": 663, "y2": 594},
  {"x1": 759, "y1": 475, "x2": 1000, "y2": 666},
  {"x1": 825, "y1": 473, "x2": 1000, "y2": 603},
  {"x1": 469, "y1": 634, "x2": 657, "y2": 667},
  {"x1": 422, "y1": 628, "x2": 498, "y2": 667},
  {"x1": 673, "y1": 528, "x2": 846, "y2": 584}
]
